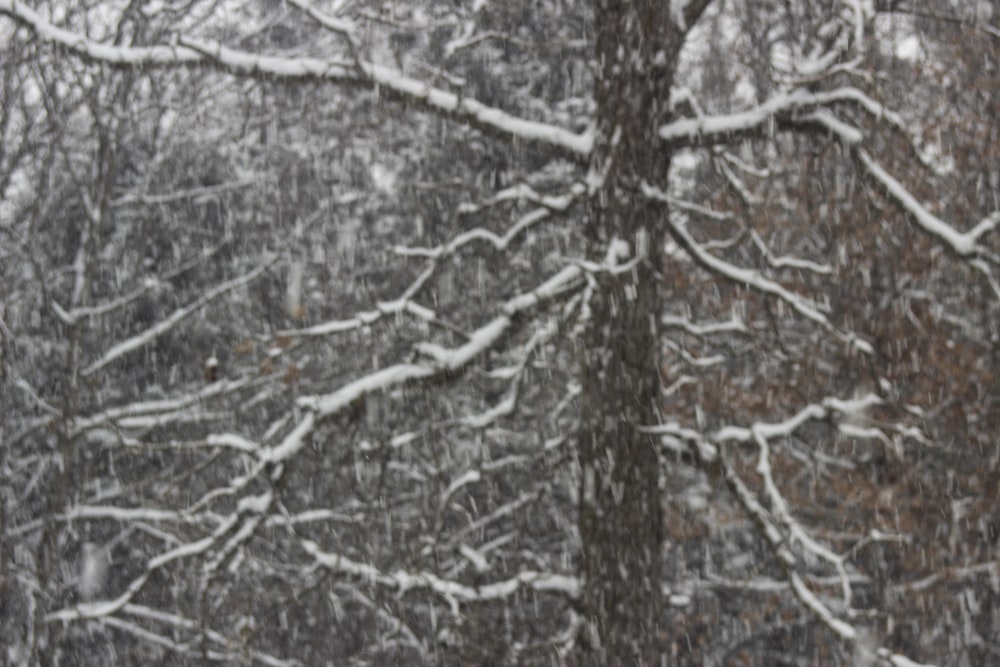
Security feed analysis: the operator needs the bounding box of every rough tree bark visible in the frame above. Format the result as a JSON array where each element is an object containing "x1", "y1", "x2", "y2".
[{"x1": 576, "y1": 1, "x2": 705, "y2": 663}]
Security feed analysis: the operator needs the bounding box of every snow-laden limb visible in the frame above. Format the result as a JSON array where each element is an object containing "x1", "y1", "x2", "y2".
[
  {"x1": 749, "y1": 229, "x2": 834, "y2": 275},
  {"x1": 655, "y1": 193, "x2": 734, "y2": 222},
  {"x1": 416, "y1": 266, "x2": 581, "y2": 369},
  {"x1": 282, "y1": 299, "x2": 437, "y2": 337},
  {"x1": 462, "y1": 392, "x2": 517, "y2": 428},
  {"x1": 440, "y1": 470, "x2": 482, "y2": 509},
  {"x1": 717, "y1": 156, "x2": 763, "y2": 206},
  {"x1": 52, "y1": 278, "x2": 161, "y2": 326},
  {"x1": 660, "y1": 85, "x2": 904, "y2": 147},
  {"x1": 751, "y1": 426, "x2": 853, "y2": 606},
  {"x1": 857, "y1": 150, "x2": 999, "y2": 257},
  {"x1": 664, "y1": 338, "x2": 725, "y2": 367},
  {"x1": 699, "y1": 572, "x2": 871, "y2": 595},
  {"x1": 295, "y1": 187, "x2": 580, "y2": 342},
  {"x1": 0, "y1": 1, "x2": 591, "y2": 156},
  {"x1": 264, "y1": 508, "x2": 363, "y2": 528},
  {"x1": 46, "y1": 527, "x2": 226, "y2": 621},
  {"x1": 0, "y1": 1, "x2": 205, "y2": 66},
  {"x1": 46, "y1": 486, "x2": 287, "y2": 624},
  {"x1": 416, "y1": 317, "x2": 510, "y2": 370},
  {"x1": 63, "y1": 505, "x2": 203, "y2": 525},
  {"x1": 282, "y1": 265, "x2": 580, "y2": 465},
  {"x1": 462, "y1": 183, "x2": 582, "y2": 214},
  {"x1": 648, "y1": 393, "x2": 884, "y2": 446},
  {"x1": 649, "y1": 395, "x2": 935, "y2": 667},
  {"x1": 645, "y1": 182, "x2": 872, "y2": 353},
  {"x1": 205, "y1": 432, "x2": 260, "y2": 453},
  {"x1": 461, "y1": 318, "x2": 557, "y2": 427},
  {"x1": 659, "y1": 88, "x2": 814, "y2": 144},
  {"x1": 896, "y1": 561, "x2": 1000, "y2": 594},
  {"x1": 200, "y1": 492, "x2": 273, "y2": 579},
  {"x1": 721, "y1": 453, "x2": 934, "y2": 666},
  {"x1": 301, "y1": 539, "x2": 579, "y2": 608},
  {"x1": 841, "y1": 0, "x2": 873, "y2": 53},
  {"x1": 70, "y1": 376, "x2": 254, "y2": 437},
  {"x1": 397, "y1": 183, "x2": 582, "y2": 260},
  {"x1": 662, "y1": 313, "x2": 748, "y2": 336},
  {"x1": 80, "y1": 261, "x2": 272, "y2": 377},
  {"x1": 787, "y1": 105, "x2": 999, "y2": 264},
  {"x1": 502, "y1": 265, "x2": 583, "y2": 314}
]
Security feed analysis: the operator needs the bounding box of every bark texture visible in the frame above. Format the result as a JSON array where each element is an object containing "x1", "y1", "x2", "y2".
[{"x1": 575, "y1": 1, "x2": 687, "y2": 664}]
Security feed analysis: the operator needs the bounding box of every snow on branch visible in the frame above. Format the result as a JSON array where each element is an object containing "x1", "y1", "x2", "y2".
[
  {"x1": 649, "y1": 395, "x2": 934, "y2": 666},
  {"x1": 63, "y1": 505, "x2": 203, "y2": 526},
  {"x1": 80, "y1": 261, "x2": 272, "y2": 378},
  {"x1": 282, "y1": 299, "x2": 437, "y2": 337},
  {"x1": 773, "y1": 101, "x2": 1000, "y2": 266},
  {"x1": 749, "y1": 229, "x2": 834, "y2": 275},
  {"x1": 645, "y1": 182, "x2": 873, "y2": 354},
  {"x1": 721, "y1": 453, "x2": 934, "y2": 666},
  {"x1": 662, "y1": 313, "x2": 748, "y2": 336},
  {"x1": 0, "y1": 1, "x2": 592, "y2": 158},
  {"x1": 0, "y1": 0, "x2": 206, "y2": 66},
  {"x1": 277, "y1": 265, "x2": 580, "y2": 465},
  {"x1": 71, "y1": 376, "x2": 254, "y2": 437},
  {"x1": 397, "y1": 184, "x2": 582, "y2": 260},
  {"x1": 660, "y1": 85, "x2": 906, "y2": 148},
  {"x1": 460, "y1": 320, "x2": 555, "y2": 427},
  {"x1": 659, "y1": 89, "x2": 814, "y2": 144},
  {"x1": 47, "y1": 527, "x2": 226, "y2": 622},
  {"x1": 301, "y1": 539, "x2": 578, "y2": 612},
  {"x1": 858, "y1": 150, "x2": 999, "y2": 258}
]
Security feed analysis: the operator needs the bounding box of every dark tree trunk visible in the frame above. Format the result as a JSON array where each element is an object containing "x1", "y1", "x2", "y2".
[{"x1": 575, "y1": 1, "x2": 694, "y2": 664}]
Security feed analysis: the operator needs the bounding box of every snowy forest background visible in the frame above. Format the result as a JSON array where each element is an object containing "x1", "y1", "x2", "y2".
[{"x1": 1, "y1": 0, "x2": 999, "y2": 665}]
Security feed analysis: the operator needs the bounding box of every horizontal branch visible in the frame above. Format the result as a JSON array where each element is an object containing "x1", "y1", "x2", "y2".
[{"x1": 0, "y1": 1, "x2": 591, "y2": 159}]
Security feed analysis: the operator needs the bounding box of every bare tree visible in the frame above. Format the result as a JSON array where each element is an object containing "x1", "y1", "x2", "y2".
[{"x1": 2, "y1": 0, "x2": 998, "y2": 665}]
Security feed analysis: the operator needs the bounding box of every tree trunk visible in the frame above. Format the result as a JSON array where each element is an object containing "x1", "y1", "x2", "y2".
[{"x1": 576, "y1": 1, "x2": 681, "y2": 664}]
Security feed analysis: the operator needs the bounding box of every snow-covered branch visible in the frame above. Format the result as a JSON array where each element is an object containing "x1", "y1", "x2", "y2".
[
  {"x1": 858, "y1": 150, "x2": 999, "y2": 258},
  {"x1": 80, "y1": 261, "x2": 272, "y2": 378},
  {"x1": 301, "y1": 539, "x2": 578, "y2": 611},
  {"x1": 0, "y1": 1, "x2": 591, "y2": 158},
  {"x1": 645, "y1": 182, "x2": 873, "y2": 353}
]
